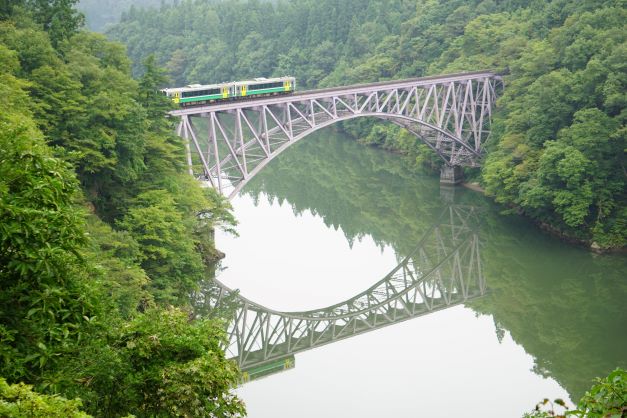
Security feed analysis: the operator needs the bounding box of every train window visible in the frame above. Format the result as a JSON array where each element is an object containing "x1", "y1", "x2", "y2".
[
  {"x1": 249, "y1": 81, "x2": 283, "y2": 90},
  {"x1": 182, "y1": 88, "x2": 220, "y2": 98}
]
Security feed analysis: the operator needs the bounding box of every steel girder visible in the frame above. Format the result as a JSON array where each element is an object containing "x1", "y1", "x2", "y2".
[
  {"x1": 193, "y1": 205, "x2": 485, "y2": 372},
  {"x1": 171, "y1": 72, "x2": 502, "y2": 199}
]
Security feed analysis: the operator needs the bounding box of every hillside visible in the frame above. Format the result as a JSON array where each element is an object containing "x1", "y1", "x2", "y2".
[
  {"x1": 107, "y1": 0, "x2": 626, "y2": 249},
  {"x1": 78, "y1": 0, "x2": 175, "y2": 31},
  {"x1": 0, "y1": 2, "x2": 243, "y2": 416}
]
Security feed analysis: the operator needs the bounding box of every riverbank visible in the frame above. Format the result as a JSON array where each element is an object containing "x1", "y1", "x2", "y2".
[
  {"x1": 345, "y1": 131, "x2": 625, "y2": 254},
  {"x1": 461, "y1": 181, "x2": 485, "y2": 193},
  {"x1": 460, "y1": 180, "x2": 625, "y2": 255}
]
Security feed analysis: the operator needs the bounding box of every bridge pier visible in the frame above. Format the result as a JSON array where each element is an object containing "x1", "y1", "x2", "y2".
[
  {"x1": 439, "y1": 185, "x2": 456, "y2": 203},
  {"x1": 440, "y1": 165, "x2": 464, "y2": 185}
]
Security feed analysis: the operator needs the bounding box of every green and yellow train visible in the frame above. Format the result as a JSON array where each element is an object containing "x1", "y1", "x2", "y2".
[{"x1": 162, "y1": 76, "x2": 296, "y2": 107}]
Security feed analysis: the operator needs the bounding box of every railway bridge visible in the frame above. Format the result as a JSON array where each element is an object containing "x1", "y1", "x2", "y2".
[
  {"x1": 193, "y1": 205, "x2": 485, "y2": 380},
  {"x1": 170, "y1": 71, "x2": 503, "y2": 199}
]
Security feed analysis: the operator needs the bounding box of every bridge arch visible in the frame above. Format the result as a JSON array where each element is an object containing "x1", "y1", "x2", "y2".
[
  {"x1": 225, "y1": 112, "x2": 482, "y2": 198},
  {"x1": 172, "y1": 72, "x2": 502, "y2": 199}
]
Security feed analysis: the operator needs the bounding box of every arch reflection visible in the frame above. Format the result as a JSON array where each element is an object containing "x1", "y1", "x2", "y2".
[{"x1": 194, "y1": 205, "x2": 485, "y2": 381}]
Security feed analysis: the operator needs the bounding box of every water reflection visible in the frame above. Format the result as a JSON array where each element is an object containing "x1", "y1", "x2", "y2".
[
  {"x1": 198, "y1": 204, "x2": 485, "y2": 382},
  {"x1": 224, "y1": 129, "x2": 626, "y2": 400}
]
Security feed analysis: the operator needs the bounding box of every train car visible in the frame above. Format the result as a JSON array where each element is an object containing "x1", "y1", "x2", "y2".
[
  {"x1": 240, "y1": 356, "x2": 295, "y2": 383},
  {"x1": 162, "y1": 76, "x2": 296, "y2": 107}
]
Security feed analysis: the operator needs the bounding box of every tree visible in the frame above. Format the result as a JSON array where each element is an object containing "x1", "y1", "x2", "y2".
[
  {"x1": 0, "y1": 77, "x2": 96, "y2": 381},
  {"x1": 25, "y1": 0, "x2": 85, "y2": 47},
  {"x1": 523, "y1": 368, "x2": 626, "y2": 417},
  {"x1": 521, "y1": 141, "x2": 593, "y2": 228},
  {"x1": 569, "y1": 368, "x2": 626, "y2": 417},
  {"x1": 55, "y1": 308, "x2": 245, "y2": 417},
  {"x1": 138, "y1": 54, "x2": 173, "y2": 122},
  {"x1": 0, "y1": 0, "x2": 24, "y2": 20},
  {"x1": 0, "y1": 378, "x2": 90, "y2": 418},
  {"x1": 116, "y1": 190, "x2": 205, "y2": 304}
]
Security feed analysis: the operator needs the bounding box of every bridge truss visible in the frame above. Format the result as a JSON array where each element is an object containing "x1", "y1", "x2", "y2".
[
  {"x1": 193, "y1": 205, "x2": 485, "y2": 373},
  {"x1": 171, "y1": 71, "x2": 502, "y2": 199}
]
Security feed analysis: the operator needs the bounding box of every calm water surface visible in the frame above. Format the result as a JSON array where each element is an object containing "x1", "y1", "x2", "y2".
[{"x1": 214, "y1": 128, "x2": 627, "y2": 417}]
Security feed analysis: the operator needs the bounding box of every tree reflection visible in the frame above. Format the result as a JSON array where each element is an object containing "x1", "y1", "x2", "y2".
[{"x1": 235, "y1": 129, "x2": 627, "y2": 399}]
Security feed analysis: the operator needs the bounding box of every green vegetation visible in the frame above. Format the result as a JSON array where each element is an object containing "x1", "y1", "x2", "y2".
[
  {"x1": 0, "y1": 377, "x2": 89, "y2": 418},
  {"x1": 107, "y1": 0, "x2": 626, "y2": 249},
  {"x1": 0, "y1": 2, "x2": 243, "y2": 416},
  {"x1": 77, "y1": 0, "x2": 174, "y2": 32},
  {"x1": 569, "y1": 368, "x2": 626, "y2": 417},
  {"x1": 523, "y1": 368, "x2": 626, "y2": 417}
]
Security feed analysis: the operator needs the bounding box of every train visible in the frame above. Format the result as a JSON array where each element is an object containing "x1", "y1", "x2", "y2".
[{"x1": 162, "y1": 76, "x2": 296, "y2": 107}]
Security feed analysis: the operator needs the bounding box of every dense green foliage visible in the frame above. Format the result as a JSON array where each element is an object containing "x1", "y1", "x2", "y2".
[
  {"x1": 0, "y1": 3, "x2": 243, "y2": 416},
  {"x1": 0, "y1": 43, "x2": 97, "y2": 383},
  {"x1": 469, "y1": 7, "x2": 626, "y2": 249},
  {"x1": 0, "y1": 377, "x2": 89, "y2": 417},
  {"x1": 569, "y1": 368, "x2": 626, "y2": 417},
  {"x1": 523, "y1": 368, "x2": 626, "y2": 417},
  {"x1": 107, "y1": 0, "x2": 626, "y2": 248},
  {"x1": 53, "y1": 308, "x2": 244, "y2": 416},
  {"x1": 78, "y1": 0, "x2": 174, "y2": 32},
  {"x1": 0, "y1": 0, "x2": 84, "y2": 46}
]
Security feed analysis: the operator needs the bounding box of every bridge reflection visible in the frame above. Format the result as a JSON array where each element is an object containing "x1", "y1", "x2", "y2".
[{"x1": 194, "y1": 205, "x2": 485, "y2": 381}]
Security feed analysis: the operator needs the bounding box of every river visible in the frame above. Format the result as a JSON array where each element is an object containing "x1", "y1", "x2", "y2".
[{"x1": 212, "y1": 127, "x2": 627, "y2": 417}]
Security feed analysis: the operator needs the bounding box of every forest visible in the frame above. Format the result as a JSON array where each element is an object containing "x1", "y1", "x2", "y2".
[
  {"x1": 0, "y1": 1, "x2": 244, "y2": 416},
  {"x1": 106, "y1": 0, "x2": 626, "y2": 250},
  {"x1": 78, "y1": 0, "x2": 175, "y2": 32}
]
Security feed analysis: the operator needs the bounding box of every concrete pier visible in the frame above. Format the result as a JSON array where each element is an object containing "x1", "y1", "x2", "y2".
[{"x1": 440, "y1": 165, "x2": 464, "y2": 185}]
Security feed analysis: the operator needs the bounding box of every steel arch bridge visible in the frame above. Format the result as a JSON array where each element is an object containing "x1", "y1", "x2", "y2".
[
  {"x1": 193, "y1": 205, "x2": 485, "y2": 377},
  {"x1": 171, "y1": 71, "x2": 503, "y2": 199}
]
